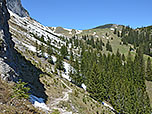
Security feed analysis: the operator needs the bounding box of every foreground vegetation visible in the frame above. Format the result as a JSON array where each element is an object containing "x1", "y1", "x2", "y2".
[{"x1": 0, "y1": 78, "x2": 43, "y2": 114}]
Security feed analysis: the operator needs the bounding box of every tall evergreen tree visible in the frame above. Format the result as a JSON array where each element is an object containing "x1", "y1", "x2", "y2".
[
  {"x1": 70, "y1": 57, "x2": 83, "y2": 86},
  {"x1": 86, "y1": 63, "x2": 105, "y2": 101},
  {"x1": 106, "y1": 40, "x2": 113, "y2": 52},
  {"x1": 146, "y1": 57, "x2": 152, "y2": 81},
  {"x1": 56, "y1": 55, "x2": 64, "y2": 71},
  {"x1": 61, "y1": 45, "x2": 68, "y2": 58},
  {"x1": 47, "y1": 46, "x2": 53, "y2": 55}
]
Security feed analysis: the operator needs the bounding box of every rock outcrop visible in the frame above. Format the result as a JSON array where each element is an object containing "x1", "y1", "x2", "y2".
[
  {"x1": 6, "y1": 0, "x2": 29, "y2": 17},
  {"x1": 0, "y1": 0, "x2": 17, "y2": 81},
  {"x1": 0, "y1": 0, "x2": 47, "y2": 99}
]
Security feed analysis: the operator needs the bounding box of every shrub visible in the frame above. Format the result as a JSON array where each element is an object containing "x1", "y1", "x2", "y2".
[
  {"x1": 13, "y1": 79, "x2": 30, "y2": 99},
  {"x1": 51, "y1": 109, "x2": 60, "y2": 114},
  {"x1": 0, "y1": 39, "x2": 3, "y2": 51}
]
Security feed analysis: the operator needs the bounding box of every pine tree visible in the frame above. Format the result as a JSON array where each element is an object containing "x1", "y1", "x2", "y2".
[
  {"x1": 70, "y1": 48, "x2": 74, "y2": 63},
  {"x1": 86, "y1": 63, "x2": 105, "y2": 101},
  {"x1": 61, "y1": 45, "x2": 68, "y2": 58},
  {"x1": 56, "y1": 55, "x2": 64, "y2": 71},
  {"x1": 47, "y1": 46, "x2": 53, "y2": 55},
  {"x1": 13, "y1": 79, "x2": 30, "y2": 99},
  {"x1": 40, "y1": 35, "x2": 45, "y2": 42},
  {"x1": 146, "y1": 57, "x2": 152, "y2": 81},
  {"x1": 106, "y1": 40, "x2": 113, "y2": 52},
  {"x1": 122, "y1": 54, "x2": 125, "y2": 61},
  {"x1": 116, "y1": 49, "x2": 121, "y2": 59},
  {"x1": 70, "y1": 57, "x2": 83, "y2": 86},
  {"x1": 117, "y1": 31, "x2": 120, "y2": 37},
  {"x1": 35, "y1": 40, "x2": 39, "y2": 56},
  {"x1": 40, "y1": 43, "x2": 45, "y2": 57},
  {"x1": 114, "y1": 28, "x2": 117, "y2": 34},
  {"x1": 48, "y1": 56, "x2": 54, "y2": 65},
  {"x1": 47, "y1": 38, "x2": 51, "y2": 46},
  {"x1": 77, "y1": 43, "x2": 152, "y2": 113}
]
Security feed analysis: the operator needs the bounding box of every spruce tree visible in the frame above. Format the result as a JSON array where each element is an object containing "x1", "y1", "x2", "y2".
[
  {"x1": 146, "y1": 57, "x2": 152, "y2": 81},
  {"x1": 47, "y1": 46, "x2": 53, "y2": 55},
  {"x1": 86, "y1": 63, "x2": 105, "y2": 101},
  {"x1": 61, "y1": 45, "x2": 68, "y2": 59},
  {"x1": 48, "y1": 56, "x2": 54, "y2": 65},
  {"x1": 114, "y1": 28, "x2": 117, "y2": 34},
  {"x1": 56, "y1": 55, "x2": 64, "y2": 71},
  {"x1": 40, "y1": 43, "x2": 45, "y2": 57},
  {"x1": 106, "y1": 40, "x2": 112, "y2": 52},
  {"x1": 71, "y1": 57, "x2": 83, "y2": 86},
  {"x1": 35, "y1": 40, "x2": 39, "y2": 56}
]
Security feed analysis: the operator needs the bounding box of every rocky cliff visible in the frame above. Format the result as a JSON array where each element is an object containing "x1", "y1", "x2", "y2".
[
  {"x1": 6, "y1": 0, "x2": 29, "y2": 17},
  {"x1": 0, "y1": 0, "x2": 47, "y2": 99},
  {"x1": 0, "y1": 0, "x2": 17, "y2": 81}
]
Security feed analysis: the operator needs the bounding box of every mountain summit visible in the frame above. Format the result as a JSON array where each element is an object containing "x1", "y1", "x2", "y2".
[{"x1": 6, "y1": 0, "x2": 29, "y2": 17}]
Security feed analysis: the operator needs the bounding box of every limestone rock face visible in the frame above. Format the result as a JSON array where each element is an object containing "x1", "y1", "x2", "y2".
[
  {"x1": 0, "y1": 0, "x2": 17, "y2": 81},
  {"x1": 6, "y1": 0, "x2": 29, "y2": 17},
  {"x1": 0, "y1": 1, "x2": 47, "y2": 99}
]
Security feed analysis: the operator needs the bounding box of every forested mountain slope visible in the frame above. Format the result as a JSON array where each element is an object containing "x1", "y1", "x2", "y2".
[
  {"x1": 120, "y1": 25, "x2": 152, "y2": 57},
  {"x1": 49, "y1": 24, "x2": 152, "y2": 113}
]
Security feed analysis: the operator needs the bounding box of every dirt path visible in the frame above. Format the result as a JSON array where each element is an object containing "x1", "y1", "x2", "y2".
[{"x1": 48, "y1": 79, "x2": 73, "y2": 114}]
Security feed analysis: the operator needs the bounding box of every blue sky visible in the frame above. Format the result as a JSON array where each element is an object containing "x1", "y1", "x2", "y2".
[{"x1": 21, "y1": 0, "x2": 152, "y2": 30}]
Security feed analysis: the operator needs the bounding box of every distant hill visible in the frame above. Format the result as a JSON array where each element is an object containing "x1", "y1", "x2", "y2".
[{"x1": 93, "y1": 24, "x2": 124, "y2": 29}]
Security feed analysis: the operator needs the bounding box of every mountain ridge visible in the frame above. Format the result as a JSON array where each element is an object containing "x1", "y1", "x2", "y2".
[{"x1": 6, "y1": 0, "x2": 29, "y2": 17}]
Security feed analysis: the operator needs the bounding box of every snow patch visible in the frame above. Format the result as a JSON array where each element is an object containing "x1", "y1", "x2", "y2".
[
  {"x1": 51, "y1": 27, "x2": 57, "y2": 32},
  {"x1": 106, "y1": 37, "x2": 109, "y2": 40},
  {"x1": 64, "y1": 28, "x2": 72, "y2": 32},
  {"x1": 44, "y1": 53, "x2": 49, "y2": 58},
  {"x1": 63, "y1": 62, "x2": 70, "y2": 73},
  {"x1": 93, "y1": 32, "x2": 96, "y2": 35},
  {"x1": 62, "y1": 62, "x2": 71, "y2": 81},
  {"x1": 62, "y1": 73, "x2": 71, "y2": 81},
  {"x1": 110, "y1": 28, "x2": 115, "y2": 31},
  {"x1": 76, "y1": 30, "x2": 82, "y2": 34},
  {"x1": 29, "y1": 95, "x2": 50, "y2": 111},
  {"x1": 52, "y1": 56, "x2": 57, "y2": 63},
  {"x1": 69, "y1": 31, "x2": 72, "y2": 34},
  {"x1": 95, "y1": 35, "x2": 99, "y2": 38},
  {"x1": 81, "y1": 83, "x2": 87, "y2": 91},
  {"x1": 102, "y1": 102, "x2": 115, "y2": 111},
  {"x1": 68, "y1": 43, "x2": 72, "y2": 48},
  {"x1": 22, "y1": 42, "x2": 36, "y2": 52}
]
